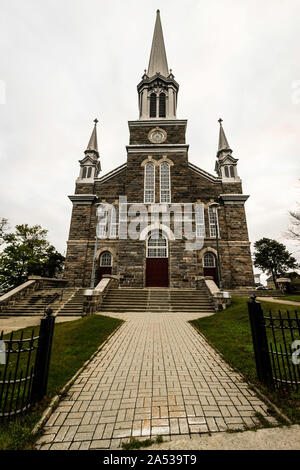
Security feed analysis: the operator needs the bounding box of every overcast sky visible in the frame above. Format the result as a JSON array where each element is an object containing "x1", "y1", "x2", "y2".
[{"x1": 0, "y1": 0, "x2": 299, "y2": 282}]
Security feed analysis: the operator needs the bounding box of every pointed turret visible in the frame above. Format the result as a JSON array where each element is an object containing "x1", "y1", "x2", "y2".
[
  {"x1": 85, "y1": 118, "x2": 99, "y2": 156},
  {"x1": 79, "y1": 119, "x2": 101, "y2": 180},
  {"x1": 147, "y1": 10, "x2": 169, "y2": 77},
  {"x1": 217, "y1": 118, "x2": 232, "y2": 157},
  {"x1": 215, "y1": 119, "x2": 239, "y2": 180}
]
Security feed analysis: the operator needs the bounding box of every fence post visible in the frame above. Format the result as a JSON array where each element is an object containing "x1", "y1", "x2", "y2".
[
  {"x1": 247, "y1": 297, "x2": 273, "y2": 386},
  {"x1": 31, "y1": 309, "x2": 55, "y2": 402}
]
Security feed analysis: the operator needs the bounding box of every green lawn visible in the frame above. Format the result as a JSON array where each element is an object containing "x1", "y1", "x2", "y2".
[
  {"x1": 0, "y1": 314, "x2": 123, "y2": 450},
  {"x1": 191, "y1": 298, "x2": 300, "y2": 424}
]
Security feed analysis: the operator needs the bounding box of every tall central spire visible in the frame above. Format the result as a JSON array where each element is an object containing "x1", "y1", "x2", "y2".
[{"x1": 147, "y1": 10, "x2": 169, "y2": 77}]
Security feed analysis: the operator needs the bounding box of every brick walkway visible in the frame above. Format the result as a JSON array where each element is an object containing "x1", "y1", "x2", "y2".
[{"x1": 36, "y1": 312, "x2": 277, "y2": 450}]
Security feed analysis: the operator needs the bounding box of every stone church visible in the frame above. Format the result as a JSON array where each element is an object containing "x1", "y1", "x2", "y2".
[{"x1": 64, "y1": 10, "x2": 254, "y2": 291}]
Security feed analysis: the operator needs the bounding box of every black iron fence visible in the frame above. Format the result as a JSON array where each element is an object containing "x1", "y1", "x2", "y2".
[
  {"x1": 0, "y1": 312, "x2": 55, "y2": 420},
  {"x1": 248, "y1": 297, "x2": 300, "y2": 392}
]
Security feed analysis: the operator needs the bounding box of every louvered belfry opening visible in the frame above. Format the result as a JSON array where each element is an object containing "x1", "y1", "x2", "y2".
[
  {"x1": 159, "y1": 93, "x2": 166, "y2": 117},
  {"x1": 150, "y1": 93, "x2": 157, "y2": 117}
]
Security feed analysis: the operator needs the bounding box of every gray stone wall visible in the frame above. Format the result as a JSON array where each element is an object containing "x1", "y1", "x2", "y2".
[{"x1": 64, "y1": 121, "x2": 254, "y2": 289}]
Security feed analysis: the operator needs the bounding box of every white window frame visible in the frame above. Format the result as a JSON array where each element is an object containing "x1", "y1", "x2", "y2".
[
  {"x1": 160, "y1": 162, "x2": 171, "y2": 203},
  {"x1": 109, "y1": 206, "x2": 119, "y2": 238},
  {"x1": 203, "y1": 252, "x2": 216, "y2": 267},
  {"x1": 208, "y1": 206, "x2": 220, "y2": 238},
  {"x1": 195, "y1": 204, "x2": 205, "y2": 238},
  {"x1": 100, "y1": 251, "x2": 112, "y2": 267},
  {"x1": 147, "y1": 232, "x2": 168, "y2": 258},
  {"x1": 144, "y1": 162, "x2": 155, "y2": 203}
]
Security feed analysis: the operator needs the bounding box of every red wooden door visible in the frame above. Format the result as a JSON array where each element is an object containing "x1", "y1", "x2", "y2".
[
  {"x1": 99, "y1": 266, "x2": 112, "y2": 282},
  {"x1": 146, "y1": 258, "x2": 169, "y2": 287},
  {"x1": 203, "y1": 267, "x2": 219, "y2": 286}
]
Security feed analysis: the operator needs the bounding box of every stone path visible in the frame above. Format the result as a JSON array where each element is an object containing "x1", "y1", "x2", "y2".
[
  {"x1": 0, "y1": 316, "x2": 78, "y2": 335},
  {"x1": 36, "y1": 311, "x2": 278, "y2": 450},
  {"x1": 256, "y1": 297, "x2": 300, "y2": 306}
]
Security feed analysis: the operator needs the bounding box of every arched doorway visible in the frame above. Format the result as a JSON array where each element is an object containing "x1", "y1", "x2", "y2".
[
  {"x1": 203, "y1": 252, "x2": 219, "y2": 286},
  {"x1": 99, "y1": 251, "x2": 112, "y2": 281},
  {"x1": 146, "y1": 232, "x2": 169, "y2": 287}
]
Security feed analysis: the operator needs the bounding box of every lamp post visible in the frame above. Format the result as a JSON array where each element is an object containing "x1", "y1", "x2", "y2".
[
  {"x1": 210, "y1": 202, "x2": 223, "y2": 290},
  {"x1": 90, "y1": 236, "x2": 98, "y2": 289}
]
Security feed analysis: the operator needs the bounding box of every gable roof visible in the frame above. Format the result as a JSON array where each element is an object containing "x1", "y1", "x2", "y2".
[
  {"x1": 96, "y1": 163, "x2": 127, "y2": 184},
  {"x1": 188, "y1": 162, "x2": 221, "y2": 183}
]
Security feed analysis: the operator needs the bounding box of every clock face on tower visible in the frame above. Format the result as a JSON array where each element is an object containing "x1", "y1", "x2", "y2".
[{"x1": 148, "y1": 127, "x2": 167, "y2": 144}]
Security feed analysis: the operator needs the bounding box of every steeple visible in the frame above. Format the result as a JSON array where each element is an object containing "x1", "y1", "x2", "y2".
[
  {"x1": 217, "y1": 118, "x2": 232, "y2": 157},
  {"x1": 85, "y1": 118, "x2": 99, "y2": 156},
  {"x1": 137, "y1": 10, "x2": 179, "y2": 120},
  {"x1": 79, "y1": 119, "x2": 101, "y2": 180},
  {"x1": 147, "y1": 10, "x2": 169, "y2": 78},
  {"x1": 215, "y1": 119, "x2": 239, "y2": 180}
]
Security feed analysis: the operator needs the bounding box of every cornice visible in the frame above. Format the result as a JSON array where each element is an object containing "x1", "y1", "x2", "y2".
[{"x1": 68, "y1": 194, "x2": 97, "y2": 205}]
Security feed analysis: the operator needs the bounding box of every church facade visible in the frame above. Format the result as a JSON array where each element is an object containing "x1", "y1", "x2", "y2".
[{"x1": 64, "y1": 11, "x2": 254, "y2": 291}]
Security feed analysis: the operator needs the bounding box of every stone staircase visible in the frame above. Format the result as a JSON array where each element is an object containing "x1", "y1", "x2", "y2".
[
  {"x1": 55, "y1": 288, "x2": 85, "y2": 316},
  {"x1": 0, "y1": 287, "x2": 85, "y2": 316},
  {"x1": 100, "y1": 288, "x2": 215, "y2": 313}
]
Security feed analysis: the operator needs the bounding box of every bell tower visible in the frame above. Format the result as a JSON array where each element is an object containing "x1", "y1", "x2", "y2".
[{"x1": 137, "y1": 10, "x2": 179, "y2": 120}]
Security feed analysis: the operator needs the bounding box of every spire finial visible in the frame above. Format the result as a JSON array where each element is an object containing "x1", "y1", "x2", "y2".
[
  {"x1": 218, "y1": 118, "x2": 223, "y2": 125},
  {"x1": 86, "y1": 119, "x2": 99, "y2": 155},
  {"x1": 147, "y1": 10, "x2": 169, "y2": 77}
]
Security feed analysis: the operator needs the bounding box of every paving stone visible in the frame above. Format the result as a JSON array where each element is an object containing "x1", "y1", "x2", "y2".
[{"x1": 37, "y1": 312, "x2": 278, "y2": 449}]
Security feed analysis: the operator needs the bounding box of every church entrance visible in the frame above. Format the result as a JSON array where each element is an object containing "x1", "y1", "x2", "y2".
[
  {"x1": 203, "y1": 252, "x2": 219, "y2": 286},
  {"x1": 99, "y1": 251, "x2": 112, "y2": 282},
  {"x1": 145, "y1": 233, "x2": 169, "y2": 287}
]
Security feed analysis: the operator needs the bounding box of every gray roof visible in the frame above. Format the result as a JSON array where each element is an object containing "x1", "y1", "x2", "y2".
[{"x1": 147, "y1": 10, "x2": 169, "y2": 78}]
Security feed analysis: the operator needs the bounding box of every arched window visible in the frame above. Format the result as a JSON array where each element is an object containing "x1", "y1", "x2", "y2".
[
  {"x1": 82, "y1": 167, "x2": 87, "y2": 178},
  {"x1": 87, "y1": 167, "x2": 92, "y2": 178},
  {"x1": 100, "y1": 251, "x2": 112, "y2": 267},
  {"x1": 150, "y1": 93, "x2": 157, "y2": 117},
  {"x1": 147, "y1": 232, "x2": 168, "y2": 258},
  {"x1": 208, "y1": 205, "x2": 219, "y2": 238},
  {"x1": 229, "y1": 166, "x2": 234, "y2": 177},
  {"x1": 224, "y1": 166, "x2": 229, "y2": 178},
  {"x1": 203, "y1": 252, "x2": 216, "y2": 267},
  {"x1": 144, "y1": 162, "x2": 155, "y2": 203},
  {"x1": 159, "y1": 93, "x2": 166, "y2": 117},
  {"x1": 160, "y1": 162, "x2": 171, "y2": 203}
]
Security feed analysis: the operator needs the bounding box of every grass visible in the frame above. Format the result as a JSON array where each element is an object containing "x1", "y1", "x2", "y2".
[
  {"x1": 191, "y1": 297, "x2": 300, "y2": 424},
  {"x1": 122, "y1": 435, "x2": 163, "y2": 450},
  {"x1": 0, "y1": 314, "x2": 123, "y2": 450}
]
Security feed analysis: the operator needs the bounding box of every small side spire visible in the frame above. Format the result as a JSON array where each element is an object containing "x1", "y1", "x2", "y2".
[
  {"x1": 217, "y1": 118, "x2": 232, "y2": 156},
  {"x1": 86, "y1": 118, "x2": 99, "y2": 155},
  {"x1": 147, "y1": 10, "x2": 169, "y2": 77}
]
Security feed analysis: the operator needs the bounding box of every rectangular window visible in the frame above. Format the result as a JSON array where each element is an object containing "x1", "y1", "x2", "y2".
[
  {"x1": 209, "y1": 206, "x2": 220, "y2": 237},
  {"x1": 160, "y1": 162, "x2": 171, "y2": 203},
  {"x1": 195, "y1": 204, "x2": 205, "y2": 238},
  {"x1": 144, "y1": 163, "x2": 155, "y2": 203},
  {"x1": 109, "y1": 206, "x2": 119, "y2": 238}
]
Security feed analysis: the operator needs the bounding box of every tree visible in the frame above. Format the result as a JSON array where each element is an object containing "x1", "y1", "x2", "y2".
[
  {"x1": 0, "y1": 224, "x2": 65, "y2": 293},
  {"x1": 0, "y1": 218, "x2": 8, "y2": 246},
  {"x1": 253, "y1": 238, "x2": 299, "y2": 288},
  {"x1": 287, "y1": 205, "x2": 300, "y2": 243}
]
